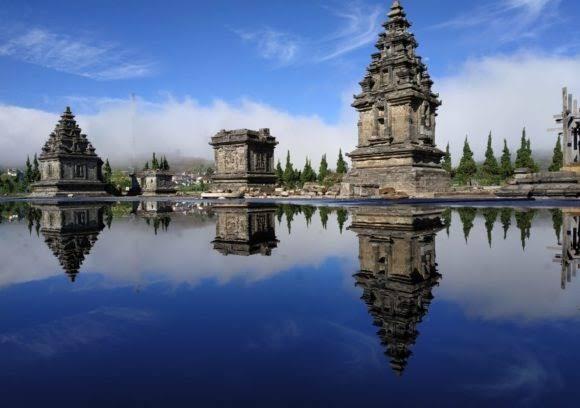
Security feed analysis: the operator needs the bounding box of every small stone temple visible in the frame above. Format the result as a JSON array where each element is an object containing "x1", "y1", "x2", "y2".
[
  {"x1": 34, "y1": 202, "x2": 107, "y2": 282},
  {"x1": 342, "y1": 1, "x2": 449, "y2": 197},
  {"x1": 31, "y1": 107, "x2": 108, "y2": 197},
  {"x1": 141, "y1": 170, "x2": 176, "y2": 196},
  {"x1": 209, "y1": 128, "x2": 277, "y2": 193},
  {"x1": 349, "y1": 206, "x2": 443, "y2": 375},
  {"x1": 212, "y1": 203, "x2": 278, "y2": 256}
]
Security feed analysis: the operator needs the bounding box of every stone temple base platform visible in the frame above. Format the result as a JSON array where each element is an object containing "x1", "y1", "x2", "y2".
[
  {"x1": 497, "y1": 171, "x2": 580, "y2": 198},
  {"x1": 29, "y1": 180, "x2": 109, "y2": 198},
  {"x1": 341, "y1": 165, "x2": 450, "y2": 198}
]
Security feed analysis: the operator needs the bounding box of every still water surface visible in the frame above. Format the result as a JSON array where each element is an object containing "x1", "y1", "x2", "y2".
[{"x1": 0, "y1": 200, "x2": 579, "y2": 407}]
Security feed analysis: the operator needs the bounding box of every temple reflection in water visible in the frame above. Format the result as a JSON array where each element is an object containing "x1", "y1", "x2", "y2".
[
  {"x1": 212, "y1": 203, "x2": 278, "y2": 256},
  {"x1": 33, "y1": 202, "x2": 107, "y2": 282},
  {"x1": 349, "y1": 206, "x2": 443, "y2": 376}
]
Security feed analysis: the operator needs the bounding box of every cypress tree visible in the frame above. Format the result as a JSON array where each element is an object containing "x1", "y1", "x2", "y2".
[
  {"x1": 515, "y1": 210, "x2": 535, "y2": 250},
  {"x1": 455, "y1": 137, "x2": 477, "y2": 185},
  {"x1": 482, "y1": 208, "x2": 499, "y2": 247},
  {"x1": 526, "y1": 138, "x2": 539, "y2": 172},
  {"x1": 25, "y1": 156, "x2": 33, "y2": 184},
  {"x1": 515, "y1": 129, "x2": 527, "y2": 169},
  {"x1": 336, "y1": 149, "x2": 348, "y2": 174},
  {"x1": 551, "y1": 209, "x2": 563, "y2": 244},
  {"x1": 152, "y1": 153, "x2": 159, "y2": 170},
  {"x1": 549, "y1": 135, "x2": 563, "y2": 172},
  {"x1": 306, "y1": 159, "x2": 317, "y2": 183},
  {"x1": 458, "y1": 207, "x2": 477, "y2": 242},
  {"x1": 500, "y1": 208, "x2": 512, "y2": 240},
  {"x1": 318, "y1": 154, "x2": 329, "y2": 183},
  {"x1": 275, "y1": 160, "x2": 283, "y2": 184},
  {"x1": 144, "y1": 161, "x2": 150, "y2": 171},
  {"x1": 319, "y1": 206, "x2": 330, "y2": 229},
  {"x1": 442, "y1": 143, "x2": 452, "y2": 174},
  {"x1": 500, "y1": 139, "x2": 514, "y2": 180},
  {"x1": 481, "y1": 132, "x2": 500, "y2": 184},
  {"x1": 336, "y1": 208, "x2": 348, "y2": 234},
  {"x1": 283, "y1": 151, "x2": 295, "y2": 188},
  {"x1": 441, "y1": 208, "x2": 452, "y2": 236},
  {"x1": 103, "y1": 159, "x2": 112, "y2": 183},
  {"x1": 33, "y1": 154, "x2": 40, "y2": 181}
]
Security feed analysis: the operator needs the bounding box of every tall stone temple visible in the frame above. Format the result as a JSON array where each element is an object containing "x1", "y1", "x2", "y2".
[
  {"x1": 31, "y1": 107, "x2": 108, "y2": 197},
  {"x1": 342, "y1": 1, "x2": 449, "y2": 197},
  {"x1": 34, "y1": 202, "x2": 107, "y2": 282},
  {"x1": 212, "y1": 203, "x2": 278, "y2": 256},
  {"x1": 209, "y1": 128, "x2": 277, "y2": 194},
  {"x1": 349, "y1": 206, "x2": 443, "y2": 375}
]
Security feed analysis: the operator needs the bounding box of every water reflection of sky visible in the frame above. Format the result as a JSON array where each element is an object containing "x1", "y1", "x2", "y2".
[{"x1": 0, "y1": 201, "x2": 579, "y2": 406}]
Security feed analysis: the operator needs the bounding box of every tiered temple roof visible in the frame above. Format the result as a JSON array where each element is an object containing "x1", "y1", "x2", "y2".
[
  {"x1": 41, "y1": 107, "x2": 97, "y2": 157},
  {"x1": 353, "y1": 1, "x2": 439, "y2": 113}
]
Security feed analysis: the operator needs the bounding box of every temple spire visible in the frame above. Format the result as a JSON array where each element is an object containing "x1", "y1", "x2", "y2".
[{"x1": 386, "y1": 0, "x2": 411, "y2": 32}]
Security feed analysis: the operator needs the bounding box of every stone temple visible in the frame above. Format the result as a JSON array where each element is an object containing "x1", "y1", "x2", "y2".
[
  {"x1": 349, "y1": 206, "x2": 443, "y2": 375},
  {"x1": 209, "y1": 128, "x2": 277, "y2": 193},
  {"x1": 342, "y1": 1, "x2": 449, "y2": 197},
  {"x1": 31, "y1": 107, "x2": 108, "y2": 197}
]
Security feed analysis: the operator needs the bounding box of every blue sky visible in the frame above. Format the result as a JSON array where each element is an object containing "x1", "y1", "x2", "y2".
[{"x1": 0, "y1": 0, "x2": 579, "y2": 166}]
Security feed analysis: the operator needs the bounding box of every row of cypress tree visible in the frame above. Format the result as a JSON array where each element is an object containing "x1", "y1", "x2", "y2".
[
  {"x1": 442, "y1": 128, "x2": 563, "y2": 185},
  {"x1": 276, "y1": 149, "x2": 349, "y2": 188}
]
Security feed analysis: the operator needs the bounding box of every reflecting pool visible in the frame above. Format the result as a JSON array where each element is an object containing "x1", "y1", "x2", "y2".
[{"x1": 0, "y1": 200, "x2": 579, "y2": 406}]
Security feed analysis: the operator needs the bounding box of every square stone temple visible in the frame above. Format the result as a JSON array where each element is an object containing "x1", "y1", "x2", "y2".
[
  {"x1": 209, "y1": 128, "x2": 277, "y2": 193},
  {"x1": 342, "y1": 1, "x2": 449, "y2": 197},
  {"x1": 31, "y1": 107, "x2": 108, "y2": 197}
]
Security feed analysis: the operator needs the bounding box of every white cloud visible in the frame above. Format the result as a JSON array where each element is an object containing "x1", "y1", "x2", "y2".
[
  {"x1": 0, "y1": 28, "x2": 154, "y2": 80},
  {"x1": 0, "y1": 96, "x2": 356, "y2": 169}
]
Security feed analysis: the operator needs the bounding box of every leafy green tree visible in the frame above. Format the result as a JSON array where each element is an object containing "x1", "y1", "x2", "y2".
[
  {"x1": 25, "y1": 156, "x2": 33, "y2": 184},
  {"x1": 318, "y1": 154, "x2": 329, "y2": 183},
  {"x1": 442, "y1": 143, "x2": 452, "y2": 174},
  {"x1": 336, "y1": 149, "x2": 348, "y2": 174},
  {"x1": 480, "y1": 132, "x2": 500, "y2": 185},
  {"x1": 283, "y1": 151, "x2": 295, "y2": 188},
  {"x1": 33, "y1": 154, "x2": 40, "y2": 181},
  {"x1": 144, "y1": 161, "x2": 150, "y2": 171},
  {"x1": 336, "y1": 208, "x2": 348, "y2": 234},
  {"x1": 500, "y1": 139, "x2": 514, "y2": 180},
  {"x1": 275, "y1": 160, "x2": 283, "y2": 184},
  {"x1": 458, "y1": 207, "x2": 477, "y2": 242},
  {"x1": 103, "y1": 159, "x2": 112, "y2": 183},
  {"x1": 152, "y1": 153, "x2": 159, "y2": 170},
  {"x1": 482, "y1": 208, "x2": 499, "y2": 247},
  {"x1": 549, "y1": 135, "x2": 563, "y2": 172},
  {"x1": 500, "y1": 208, "x2": 512, "y2": 240},
  {"x1": 455, "y1": 138, "x2": 477, "y2": 185}
]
